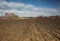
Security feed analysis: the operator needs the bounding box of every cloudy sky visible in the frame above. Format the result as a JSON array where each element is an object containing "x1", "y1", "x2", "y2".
[{"x1": 0, "y1": 0, "x2": 60, "y2": 17}]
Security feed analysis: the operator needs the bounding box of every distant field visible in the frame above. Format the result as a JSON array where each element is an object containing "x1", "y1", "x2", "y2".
[{"x1": 0, "y1": 17, "x2": 60, "y2": 41}]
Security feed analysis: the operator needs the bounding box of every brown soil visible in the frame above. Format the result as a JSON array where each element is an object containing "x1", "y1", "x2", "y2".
[{"x1": 0, "y1": 18, "x2": 60, "y2": 41}]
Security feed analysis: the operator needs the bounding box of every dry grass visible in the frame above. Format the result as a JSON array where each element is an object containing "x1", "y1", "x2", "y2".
[{"x1": 0, "y1": 16, "x2": 60, "y2": 41}]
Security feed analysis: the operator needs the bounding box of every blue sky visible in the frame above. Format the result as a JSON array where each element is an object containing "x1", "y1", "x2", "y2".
[
  {"x1": 0, "y1": 0, "x2": 60, "y2": 17},
  {"x1": 5, "y1": 0, "x2": 59, "y2": 8}
]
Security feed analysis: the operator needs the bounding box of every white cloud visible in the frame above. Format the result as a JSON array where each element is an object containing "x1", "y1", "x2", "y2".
[
  {"x1": 0, "y1": 0, "x2": 4, "y2": 1},
  {"x1": 0, "y1": 0, "x2": 60, "y2": 17}
]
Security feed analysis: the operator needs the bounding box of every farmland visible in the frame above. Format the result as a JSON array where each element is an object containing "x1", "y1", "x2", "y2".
[{"x1": 0, "y1": 16, "x2": 60, "y2": 41}]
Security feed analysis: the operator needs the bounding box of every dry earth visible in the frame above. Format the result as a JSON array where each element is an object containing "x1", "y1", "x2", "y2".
[{"x1": 0, "y1": 18, "x2": 60, "y2": 41}]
